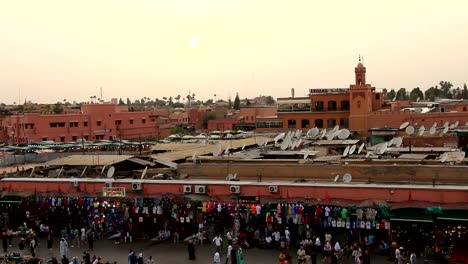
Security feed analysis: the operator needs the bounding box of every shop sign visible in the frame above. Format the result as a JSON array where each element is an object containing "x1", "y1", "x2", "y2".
[
  {"x1": 103, "y1": 187, "x2": 126, "y2": 198},
  {"x1": 237, "y1": 196, "x2": 260, "y2": 204}
]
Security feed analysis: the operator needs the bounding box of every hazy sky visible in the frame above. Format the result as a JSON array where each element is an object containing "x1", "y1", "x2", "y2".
[{"x1": 1, "y1": 0, "x2": 468, "y2": 104}]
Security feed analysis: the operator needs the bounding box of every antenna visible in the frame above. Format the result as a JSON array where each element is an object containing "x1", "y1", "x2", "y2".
[
  {"x1": 357, "y1": 143, "x2": 365, "y2": 154},
  {"x1": 400, "y1": 122, "x2": 410, "y2": 130},
  {"x1": 343, "y1": 173, "x2": 352, "y2": 183},
  {"x1": 107, "y1": 166, "x2": 115, "y2": 178}
]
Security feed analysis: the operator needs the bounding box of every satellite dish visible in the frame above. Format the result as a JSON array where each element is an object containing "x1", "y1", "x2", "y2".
[
  {"x1": 388, "y1": 138, "x2": 394, "y2": 147},
  {"x1": 349, "y1": 145, "x2": 356, "y2": 155},
  {"x1": 418, "y1": 126, "x2": 425, "y2": 136},
  {"x1": 281, "y1": 137, "x2": 290, "y2": 150},
  {"x1": 241, "y1": 144, "x2": 246, "y2": 151},
  {"x1": 429, "y1": 126, "x2": 436, "y2": 135},
  {"x1": 357, "y1": 143, "x2": 365, "y2": 154},
  {"x1": 107, "y1": 166, "x2": 115, "y2": 178},
  {"x1": 432, "y1": 122, "x2": 437, "y2": 128},
  {"x1": 392, "y1": 96, "x2": 397, "y2": 102},
  {"x1": 444, "y1": 121, "x2": 449, "y2": 128},
  {"x1": 457, "y1": 151, "x2": 466, "y2": 163},
  {"x1": 225, "y1": 145, "x2": 231, "y2": 154},
  {"x1": 297, "y1": 139, "x2": 303, "y2": 148},
  {"x1": 326, "y1": 131, "x2": 335, "y2": 141},
  {"x1": 338, "y1": 129, "x2": 350, "y2": 140},
  {"x1": 257, "y1": 138, "x2": 265, "y2": 147},
  {"x1": 141, "y1": 166, "x2": 148, "y2": 179},
  {"x1": 440, "y1": 152, "x2": 448, "y2": 163},
  {"x1": 274, "y1": 133, "x2": 285, "y2": 143},
  {"x1": 449, "y1": 124, "x2": 455, "y2": 129},
  {"x1": 309, "y1": 127, "x2": 319, "y2": 137},
  {"x1": 400, "y1": 122, "x2": 410, "y2": 130},
  {"x1": 443, "y1": 126, "x2": 449, "y2": 134},
  {"x1": 212, "y1": 145, "x2": 222, "y2": 156},
  {"x1": 343, "y1": 173, "x2": 352, "y2": 183},
  {"x1": 343, "y1": 146, "x2": 350, "y2": 157},
  {"x1": 333, "y1": 125, "x2": 340, "y2": 132},
  {"x1": 454, "y1": 121, "x2": 460, "y2": 128},
  {"x1": 303, "y1": 153, "x2": 309, "y2": 159},
  {"x1": 394, "y1": 137, "x2": 403, "y2": 148},
  {"x1": 465, "y1": 121, "x2": 468, "y2": 127},
  {"x1": 416, "y1": 97, "x2": 420, "y2": 102},
  {"x1": 405, "y1": 126, "x2": 415, "y2": 135},
  {"x1": 320, "y1": 129, "x2": 327, "y2": 139},
  {"x1": 334, "y1": 175, "x2": 340, "y2": 182},
  {"x1": 101, "y1": 165, "x2": 107, "y2": 175},
  {"x1": 192, "y1": 152, "x2": 197, "y2": 160},
  {"x1": 378, "y1": 142, "x2": 388, "y2": 155},
  {"x1": 295, "y1": 130, "x2": 302, "y2": 138}
]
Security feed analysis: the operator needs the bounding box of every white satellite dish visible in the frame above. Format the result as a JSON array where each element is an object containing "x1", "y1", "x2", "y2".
[
  {"x1": 274, "y1": 133, "x2": 285, "y2": 143},
  {"x1": 224, "y1": 145, "x2": 230, "y2": 154},
  {"x1": 388, "y1": 138, "x2": 394, "y2": 147},
  {"x1": 106, "y1": 166, "x2": 115, "y2": 178},
  {"x1": 326, "y1": 131, "x2": 335, "y2": 140},
  {"x1": 405, "y1": 126, "x2": 415, "y2": 135},
  {"x1": 141, "y1": 166, "x2": 148, "y2": 179},
  {"x1": 101, "y1": 165, "x2": 107, "y2": 175},
  {"x1": 443, "y1": 126, "x2": 449, "y2": 134},
  {"x1": 416, "y1": 97, "x2": 420, "y2": 102},
  {"x1": 357, "y1": 143, "x2": 365, "y2": 154},
  {"x1": 440, "y1": 152, "x2": 448, "y2": 163},
  {"x1": 297, "y1": 139, "x2": 303, "y2": 148},
  {"x1": 449, "y1": 124, "x2": 455, "y2": 129},
  {"x1": 320, "y1": 129, "x2": 327, "y2": 139},
  {"x1": 454, "y1": 121, "x2": 459, "y2": 128},
  {"x1": 394, "y1": 137, "x2": 403, "y2": 148},
  {"x1": 257, "y1": 138, "x2": 265, "y2": 147},
  {"x1": 343, "y1": 173, "x2": 352, "y2": 183},
  {"x1": 333, "y1": 125, "x2": 340, "y2": 132},
  {"x1": 334, "y1": 175, "x2": 340, "y2": 182},
  {"x1": 444, "y1": 121, "x2": 449, "y2": 128},
  {"x1": 295, "y1": 130, "x2": 302, "y2": 138},
  {"x1": 349, "y1": 145, "x2": 357, "y2": 155},
  {"x1": 281, "y1": 137, "x2": 290, "y2": 150},
  {"x1": 418, "y1": 126, "x2": 425, "y2": 136},
  {"x1": 192, "y1": 152, "x2": 197, "y2": 160},
  {"x1": 392, "y1": 96, "x2": 397, "y2": 102},
  {"x1": 457, "y1": 152, "x2": 466, "y2": 163},
  {"x1": 429, "y1": 126, "x2": 436, "y2": 135},
  {"x1": 432, "y1": 122, "x2": 437, "y2": 128},
  {"x1": 465, "y1": 121, "x2": 468, "y2": 127},
  {"x1": 241, "y1": 144, "x2": 246, "y2": 151},
  {"x1": 212, "y1": 145, "x2": 222, "y2": 156},
  {"x1": 343, "y1": 146, "x2": 350, "y2": 157},
  {"x1": 309, "y1": 127, "x2": 319, "y2": 137},
  {"x1": 338, "y1": 129, "x2": 350, "y2": 140},
  {"x1": 378, "y1": 142, "x2": 388, "y2": 155},
  {"x1": 400, "y1": 122, "x2": 410, "y2": 130}
]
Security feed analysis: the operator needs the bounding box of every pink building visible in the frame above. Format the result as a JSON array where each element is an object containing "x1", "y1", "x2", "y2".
[{"x1": 0, "y1": 104, "x2": 171, "y2": 144}]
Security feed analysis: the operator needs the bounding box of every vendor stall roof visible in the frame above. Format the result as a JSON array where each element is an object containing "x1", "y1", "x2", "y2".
[
  {"x1": 44, "y1": 155, "x2": 134, "y2": 166},
  {"x1": 313, "y1": 155, "x2": 342, "y2": 162},
  {"x1": 397, "y1": 154, "x2": 429, "y2": 160}
]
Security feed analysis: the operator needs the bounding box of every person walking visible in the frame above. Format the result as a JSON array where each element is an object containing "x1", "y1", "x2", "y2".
[
  {"x1": 62, "y1": 255, "x2": 70, "y2": 264},
  {"x1": 410, "y1": 252, "x2": 417, "y2": 264},
  {"x1": 2, "y1": 231, "x2": 8, "y2": 253},
  {"x1": 87, "y1": 231, "x2": 94, "y2": 250},
  {"x1": 60, "y1": 238, "x2": 69, "y2": 258},
  {"x1": 136, "y1": 253, "x2": 144, "y2": 264},
  {"x1": 30, "y1": 237, "x2": 36, "y2": 257},
  {"x1": 225, "y1": 244, "x2": 233, "y2": 264},
  {"x1": 236, "y1": 247, "x2": 244, "y2": 264},
  {"x1": 214, "y1": 251, "x2": 221, "y2": 264},
  {"x1": 187, "y1": 239, "x2": 196, "y2": 260},
  {"x1": 213, "y1": 234, "x2": 223, "y2": 253},
  {"x1": 128, "y1": 250, "x2": 136, "y2": 264},
  {"x1": 145, "y1": 256, "x2": 155, "y2": 264},
  {"x1": 47, "y1": 232, "x2": 54, "y2": 251},
  {"x1": 298, "y1": 245, "x2": 306, "y2": 264}
]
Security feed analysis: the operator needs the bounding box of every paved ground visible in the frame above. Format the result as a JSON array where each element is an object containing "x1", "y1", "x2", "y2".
[{"x1": 9, "y1": 237, "x2": 396, "y2": 264}]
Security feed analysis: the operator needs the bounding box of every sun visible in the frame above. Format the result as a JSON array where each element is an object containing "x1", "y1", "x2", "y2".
[{"x1": 188, "y1": 38, "x2": 200, "y2": 48}]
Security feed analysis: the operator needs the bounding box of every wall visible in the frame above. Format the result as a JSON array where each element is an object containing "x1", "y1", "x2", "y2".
[{"x1": 240, "y1": 106, "x2": 277, "y2": 124}]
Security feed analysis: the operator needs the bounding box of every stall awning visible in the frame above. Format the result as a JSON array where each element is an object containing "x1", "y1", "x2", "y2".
[{"x1": 390, "y1": 208, "x2": 434, "y2": 223}]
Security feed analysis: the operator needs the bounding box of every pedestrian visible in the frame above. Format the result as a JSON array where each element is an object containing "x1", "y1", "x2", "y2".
[
  {"x1": 362, "y1": 250, "x2": 371, "y2": 264},
  {"x1": 30, "y1": 238, "x2": 36, "y2": 257},
  {"x1": 128, "y1": 249, "x2": 136, "y2": 264},
  {"x1": 145, "y1": 256, "x2": 155, "y2": 264},
  {"x1": 285, "y1": 227, "x2": 291, "y2": 249},
  {"x1": 214, "y1": 250, "x2": 221, "y2": 264},
  {"x1": 226, "y1": 230, "x2": 233, "y2": 245},
  {"x1": 7, "y1": 228, "x2": 13, "y2": 247},
  {"x1": 72, "y1": 257, "x2": 79, "y2": 264},
  {"x1": 410, "y1": 252, "x2": 417, "y2": 264},
  {"x1": 91, "y1": 255, "x2": 98, "y2": 264},
  {"x1": 213, "y1": 234, "x2": 223, "y2": 253},
  {"x1": 83, "y1": 252, "x2": 91, "y2": 264},
  {"x1": 2, "y1": 231, "x2": 8, "y2": 252},
  {"x1": 60, "y1": 238, "x2": 69, "y2": 258},
  {"x1": 279, "y1": 250, "x2": 287, "y2": 264},
  {"x1": 236, "y1": 247, "x2": 244, "y2": 264},
  {"x1": 81, "y1": 227, "x2": 87, "y2": 245},
  {"x1": 87, "y1": 231, "x2": 94, "y2": 250},
  {"x1": 187, "y1": 239, "x2": 196, "y2": 260},
  {"x1": 298, "y1": 245, "x2": 306, "y2": 264},
  {"x1": 62, "y1": 255, "x2": 70, "y2": 264},
  {"x1": 225, "y1": 244, "x2": 233, "y2": 264},
  {"x1": 136, "y1": 253, "x2": 144, "y2": 264},
  {"x1": 47, "y1": 232, "x2": 54, "y2": 251}
]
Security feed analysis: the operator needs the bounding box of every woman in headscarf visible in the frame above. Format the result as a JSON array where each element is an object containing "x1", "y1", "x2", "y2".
[{"x1": 60, "y1": 238, "x2": 69, "y2": 258}]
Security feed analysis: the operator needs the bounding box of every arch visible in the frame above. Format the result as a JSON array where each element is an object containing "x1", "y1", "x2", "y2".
[
  {"x1": 327, "y1": 101, "x2": 337, "y2": 111},
  {"x1": 315, "y1": 101, "x2": 324, "y2": 111},
  {"x1": 301, "y1": 119, "x2": 310, "y2": 128},
  {"x1": 340, "y1": 100, "x2": 350, "y2": 110}
]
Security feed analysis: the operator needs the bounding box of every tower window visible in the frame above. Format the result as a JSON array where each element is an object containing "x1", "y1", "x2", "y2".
[
  {"x1": 301, "y1": 119, "x2": 310, "y2": 128},
  {"x1": 315, "y1": 119, "x2": 323, "y2": 128},
  {"x1": 287, "y1": 119, "x2": 297, "y2": 128}
]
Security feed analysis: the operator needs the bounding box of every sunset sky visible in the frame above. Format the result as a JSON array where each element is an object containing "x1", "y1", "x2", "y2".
[{"x1": 1, "y1": 0, "x2": 467, "y2": 103}]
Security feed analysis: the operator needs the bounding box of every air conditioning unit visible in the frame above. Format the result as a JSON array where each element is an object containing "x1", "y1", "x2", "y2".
[
  {"x1": 71, "y1": 181, "x2": 79, "y2": 187},
  {"x1": 230, "y1": 185, "x2": 241, "y2": 194},
  {"x1": 132, "y1": 182, "x2": 142, "y2": 191},
  {"x1": 194, "y1": 185, "x2": 206, "y2": 194},
  {"x1": 183, "y1": 185, "x2": 192, "y2": 193},
  {"x1": 105, "y1": 182, "x2": 113, "y2": 188},
  {"x1": 269, "y1": 186, "x2": 278, "y2": 193}
]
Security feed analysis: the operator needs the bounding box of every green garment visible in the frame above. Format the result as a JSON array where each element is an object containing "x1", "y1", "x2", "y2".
[{"x1": 237, "y1": 248, "x2": 244, "y2": 264}]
